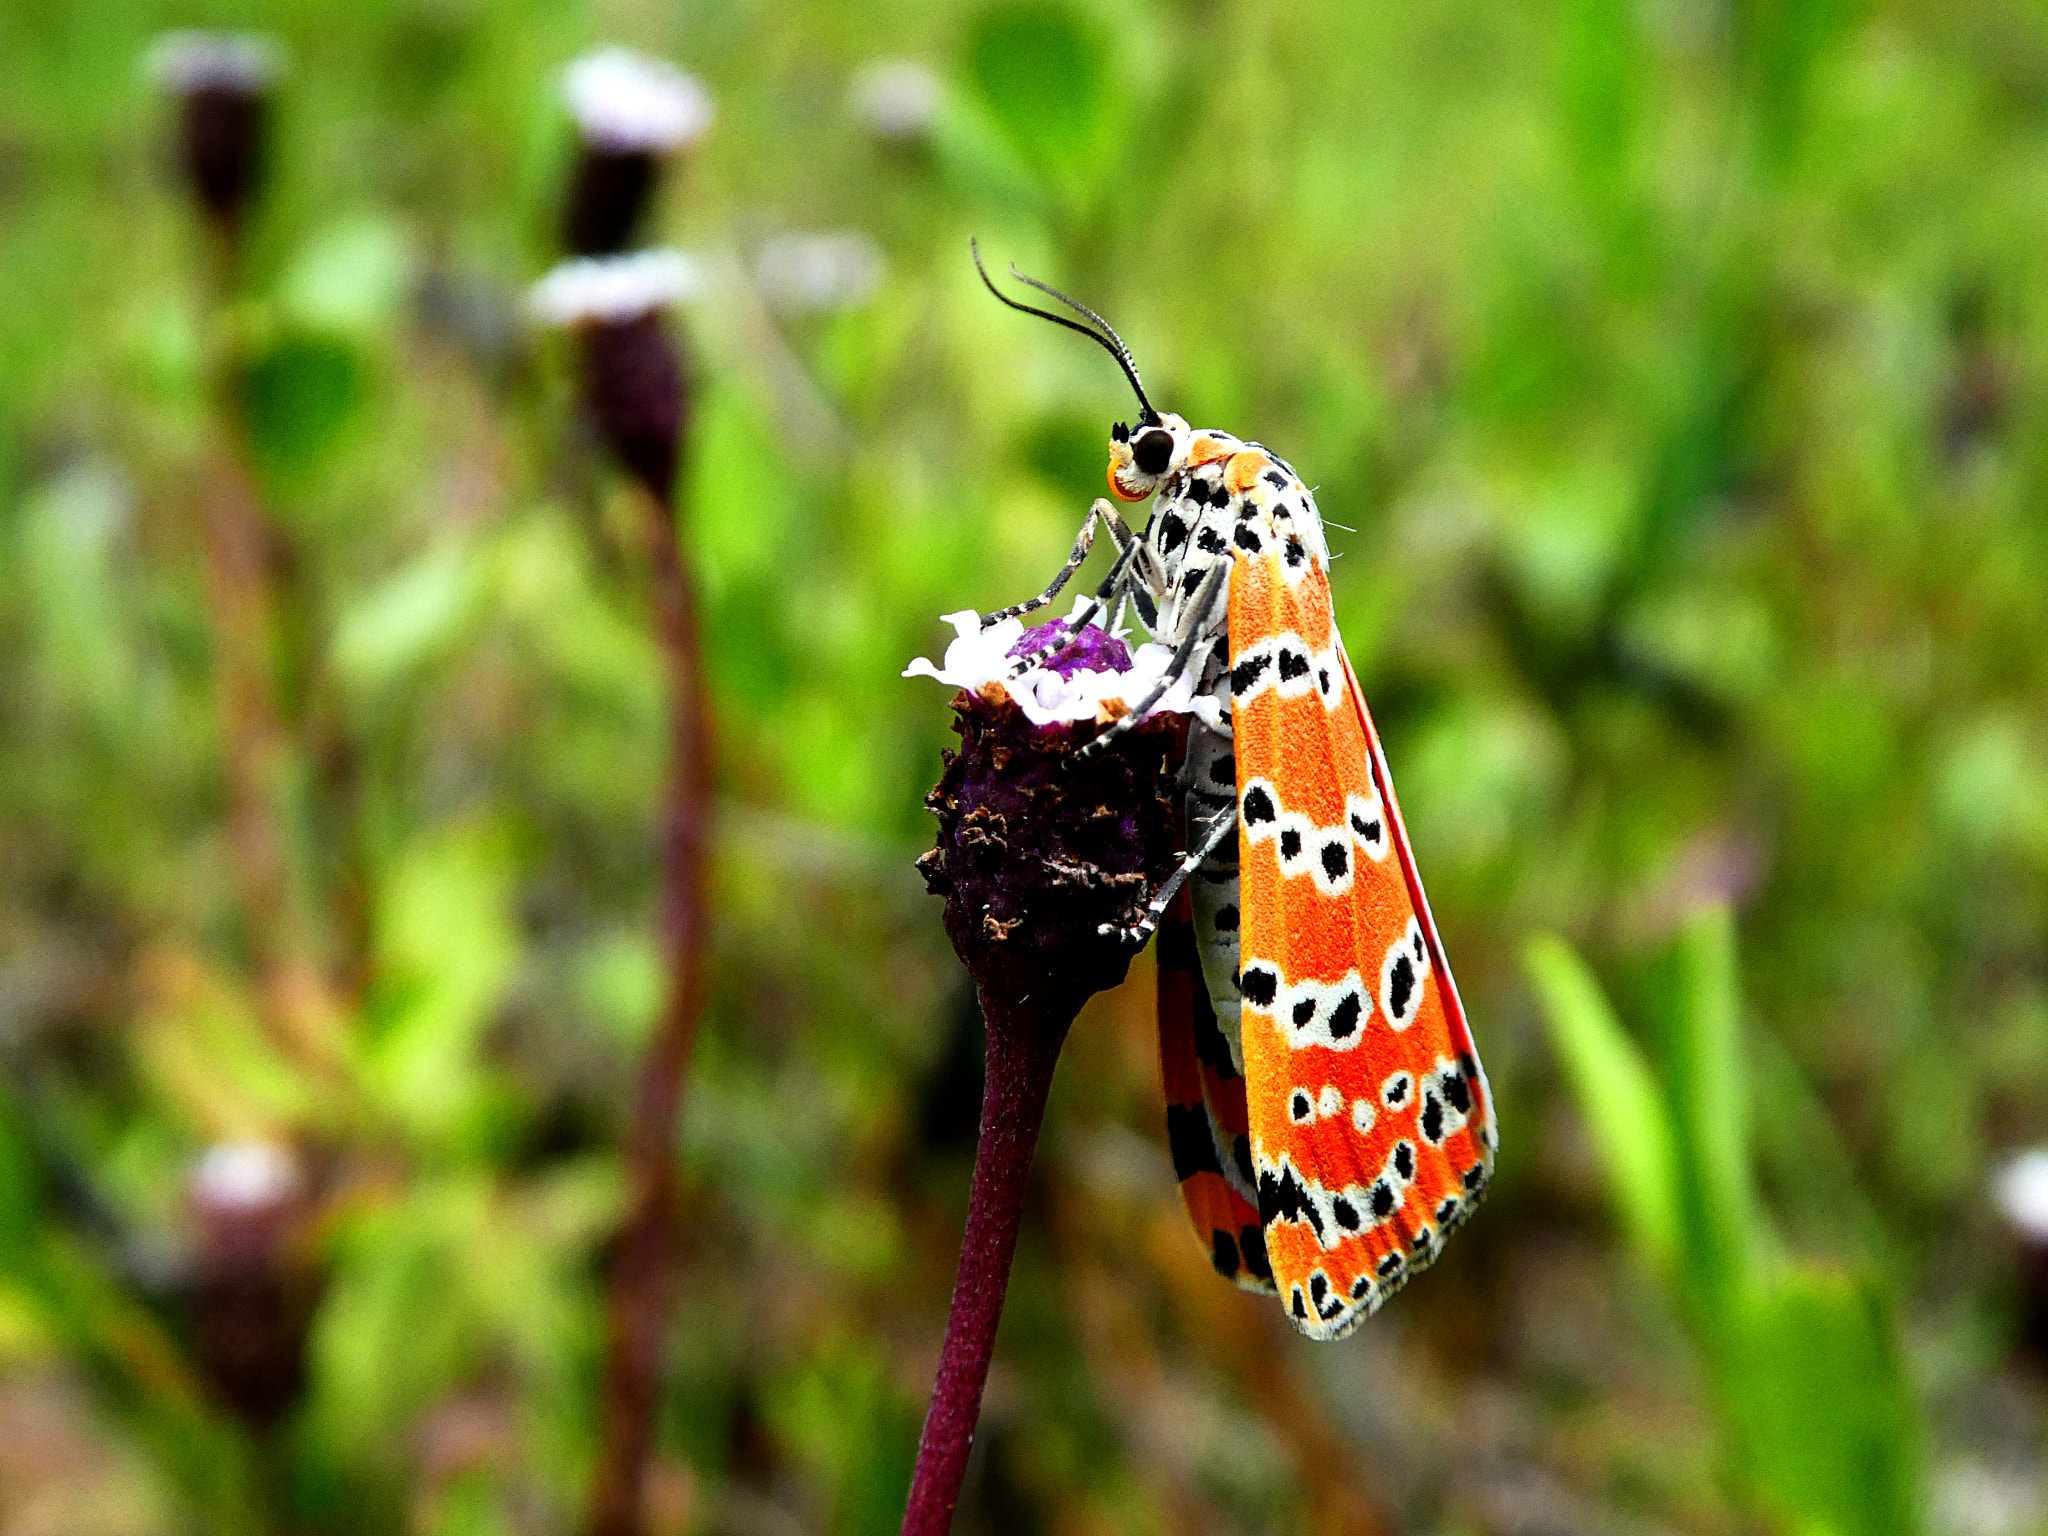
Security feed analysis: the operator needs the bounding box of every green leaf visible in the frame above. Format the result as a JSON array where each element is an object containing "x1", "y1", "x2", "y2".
[
  {"x1": 966, "y1": 1, "x2": 1112, "y2": 192},
  {"x1": 332, "y1": 538, "x2": 487, "y2": 694},
  {"x1": 241, "y1": 332, "x2": 367, "y2": 476},
  {"x1": 1665, "y1": 903, "x2": 1759, "y2": 1327},
  {"x1": 1727, "y1": 1267, "x2": 1918, "y2": 1536},
  {"x1": 1524, "y1": 934, "x2": 1682, "y2": 1270},
  {"x1": 364, "y1": 823, "x2": 519, "y2": 1140},
  {"x1": 277, "y1": 217, "x2": 414, "y2": 339}
]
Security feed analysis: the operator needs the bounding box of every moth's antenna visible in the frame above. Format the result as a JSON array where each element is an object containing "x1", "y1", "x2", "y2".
[{"x1": 971, "y1": 239, "x2": 1156, "y2": 423}]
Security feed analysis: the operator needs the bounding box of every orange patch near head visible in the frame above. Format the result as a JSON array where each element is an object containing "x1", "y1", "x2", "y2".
[{"x1": 1225, "y1": 451, "x2": 1271, "y2": 495}]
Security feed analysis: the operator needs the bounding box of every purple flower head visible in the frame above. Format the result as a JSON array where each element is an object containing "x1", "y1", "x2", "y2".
[
  {"x1": 906, "y1": 603, "x2": 1207, "y2": 1015},
  {"x1": 147, "y1": 31, "x2": 281, "y2": 232},
  {"x1": 529, "y1": 252, "x2": 699, "y2": 502},
  {"x1": 186, "y1": 1140, "x2": 321, "y2": 1430},
  {"x1": 558, "y1": 50, "x2": 712, "y2": 256},
  {"x1": 1009, "y1": 619, "x2": 1130, "y2": 680}
]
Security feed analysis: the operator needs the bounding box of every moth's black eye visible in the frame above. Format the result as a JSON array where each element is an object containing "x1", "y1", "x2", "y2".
[
  {"x1": 1133, "y1": 427, "x2": 1173, "y2": 476},
  {"x1": 1110, "y1": 421, "x2": 1130, "y2": 443}
]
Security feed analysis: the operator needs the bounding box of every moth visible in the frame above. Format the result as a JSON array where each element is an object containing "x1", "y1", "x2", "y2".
[{"x1": 975, "y1": 245, "x2": 1496, "y2": 1339}]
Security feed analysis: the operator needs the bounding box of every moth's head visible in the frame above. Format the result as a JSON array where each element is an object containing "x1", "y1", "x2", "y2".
[
  {"x1": 1107, "y1": 412, "x2": 1189, "y2": 501},
  {"x1": 972, "y1": 239, "x2": 1179, "y2": 500}
]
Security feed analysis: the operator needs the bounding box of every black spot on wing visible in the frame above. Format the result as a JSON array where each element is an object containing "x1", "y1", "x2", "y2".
[
  {"x1": 1211, "y1": 1228, "x2": 1240, "y2": 1278},
  {"x1": 1241, "y1": 1223, "x2": 1271, "y2": 1280},
  {"x1": 1442, "y1": 1067, "x2": 1473, "y2": 1115},
  {"x1": 1196, "y1": 525, "x2": 1227, "y2": 555},
  {"x1": 1369, "y1": 1180, "x2": 1397, "y2": 1219},
  {"x1": 1331, "y1": 1195, "x2": 1360, "y2": 1231},
  {"x1": 1420, "y1": 1093, "x2": 1445, "y2": 1144},
  {"x1": 1156, "y1": 514, "x2": 1188, "y2": 554},
  {"x1": 1230, "y1": 652, "x2": 1271, "y2": 693},
  {"x1": 1207, "y1": 753, "x2": 1235, "y2": 786},
  {"x1": 1393, "y1": 1141, "x2": 1415, "y2": 1180},
  {"x1": 1240, "y1": 783, "x2": 1276, "y2": 825},
  {"x1": 1258, "y1": 1161, "x2": 1326, "y2": 1241},
  {"x1": 1263, "y1": 469, "x2": 1291, "y2": 490},
  {"x1": 1166, "y1": 1104, "x2": 1223, "y2": 1180},
  {"x1": 1156, "y1": 916, "x2": 1198, "y2": 972},
  {"x1": 1180, "y1": 566, "x2": 1207, "y2": 597},
  {"x1": 1279, "y1": 828, "x2": 1302, "y2": 861},
  {"x1": 1277, "y1": 645, "x2": 1310, "y2": 682},
  {"x1": 1326, "y1": 993, "x2": 1361, "y2": 1039},
  {"x1": 1291, "y1": 996, "x2": 1317, "y2": 1028},
  {"x1": 1240, "y1": 965, "x2": 1278, "y2": 1008},
  {"x1": 1213, "y1": 903, "x2": 1240, "y2": 932},
  {"x1": 1234, "y1": 1136, "x2": 1255, "y2": 1187},
  {"x1": 1320, "y1": 842, "x2": 1349, "y2": 882},
  {"x1": 1388, "y1": 954, "x2": 1416, "y2": 1019},
  {"x1": 1233, "y1": 524, "x2": 1263, "y2": 553},
  {"x1": 1285, "y1": 535, "x2": 1306, "y2": 569}
]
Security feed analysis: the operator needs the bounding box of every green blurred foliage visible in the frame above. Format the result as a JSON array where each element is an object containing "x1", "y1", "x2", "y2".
[
  {"x1": 2, "y1": 0, "x2": 2047, "y2": 1531},
  {"x1": 1529, "y1": 912, "x2": 1919, "y2": 1536}
]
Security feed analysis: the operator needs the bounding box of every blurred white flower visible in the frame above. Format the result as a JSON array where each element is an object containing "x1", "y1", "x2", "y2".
[
  {"x1": 191, "y1": 1140, "x2": 300, "y2": 1212},
  {"x1": 905, "y1": 602, "x2": 1225, "y2": 730},
  {"x1": 145, "y1": 30, "x2": 281, "y2": 93},
  {"x1": 849, "y1": 58, "x2": 943, "y2": 141},
  {"x1": 755, "y1": 232, "x2": 884, "y2": 315},
  {"x1": 1994, "y1": 1149, "x2": 2048, "y2": 1242},
  {"x1": 562, "y1": 46, "x2": 714, "y2": 152},
  {"x1": 529, "y1": 250, "x2": 700, "y2": 326}
]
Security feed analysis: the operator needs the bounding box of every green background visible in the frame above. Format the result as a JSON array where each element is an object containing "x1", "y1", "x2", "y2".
[{"x1": 3, "y1": 0, "x2": 2047, "y2": 1531}]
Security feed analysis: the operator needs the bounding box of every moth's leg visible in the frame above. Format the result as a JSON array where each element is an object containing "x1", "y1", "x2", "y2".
[
  {"x1": 1003, "y1": 534, "x2": 1145, "y2": 678},
  {"x1": 980, "y1": 500, "x2": 1137, "y2": 630},
  {"x1": 1072, "y1": 560, "x2": 1228, "y2": 759},
  {"x1": 1101, "y1": 804, "x2": 1238, "y2": 945}
]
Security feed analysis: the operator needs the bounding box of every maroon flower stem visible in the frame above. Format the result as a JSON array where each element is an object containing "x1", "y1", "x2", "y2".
[
  {"x1": 185, "y1": 208, "x2": 345, "y2": 1078},
  {"x1": 586, "y1": 369, "x2": 712, "y2": 1536},
  {"x1": 901, "y1": 989, "x2": 1074, "y2": 1536},
  {"x1": 192, "y1": 440, "x2": 343, "y2": 1076}
]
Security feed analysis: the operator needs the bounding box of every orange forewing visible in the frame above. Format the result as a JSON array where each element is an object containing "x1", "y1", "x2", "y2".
[{"x1": 1231, "y1": 546, "x2": 1494, "y2": 1338}]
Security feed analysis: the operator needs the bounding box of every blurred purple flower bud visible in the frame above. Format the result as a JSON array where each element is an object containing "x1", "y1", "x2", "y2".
[
  {"x1": 849, "y1": 58, "x2": 943, "y2": 143},
  {"x1": 560, "y1": 48, "x2": 713, "y2": 255},
  {"x1": 531, "y1": 252, "x2": 698, "y2": 503},
  {"x1": 1995, "y1": 1149, "x2": 2048, "y2": 1357},
  {"x1": 147, "y1": 30, "x2": 280, "y2": 232},
  {"x1": 187, "y1": 1140, "x2": 318, "y2": 1430},
  {"x1": 755, "y1": 232, "x2": 885, "y2": 316}
]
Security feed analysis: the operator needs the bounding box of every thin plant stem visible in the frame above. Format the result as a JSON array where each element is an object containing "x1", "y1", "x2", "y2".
[
  {"x1": 901, "y1": 989, "x2": 1074, "y2": 1536},
  {"x1": 587, "y1": 474, "x2": 714, "y2": 1536},
  {"x1": 194, "y1": 237, "x2": 343, "y2": 1077}
]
